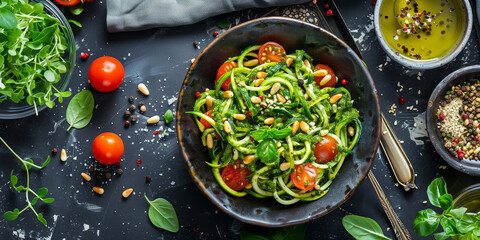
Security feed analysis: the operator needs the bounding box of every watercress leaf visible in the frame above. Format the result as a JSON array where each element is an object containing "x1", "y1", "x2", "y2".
[
  {"x1": 31, "y1": 197, "x2": 38, "y2": 206},
  {"x1": 440, "y1": 218, "x2": 458, "y2": 236},
  {"x1": 66, "y1": 90, "x2": 94, "y2": 131},
  {"x1": 32, "y1": 2, "x2": 43, "y2": 13},
  {"x1": 68, "y1": 19, "x2": 82, "y2": 28},
  {"x1": 268, "y1": 128, "x2": 292, "y2": 140},
  {"x1": 164, "y1": 109, "x2": 173, "y2": 124},
  {"x1": 144, "y1": 194, "x2": 179, "y2": 233},
  {"x1": 10, "y1": 170, "x2": 17, "y2": 187},
  {"x1": 239, "y1": 231, "x2": 270, "y2": 240},
  {"x1": 257, "y1": 139, "x2": 278, "y2": 164},
  {"x1": 413, "y1": 208, "x2": 441, "y2": 236},
  {"x1": 8, "y1": 49, "x2": 16, "y2": 56},
  {"x1": 438, "y1": 193, "x2": 453, "y2": 212},
  {"x1": 44, "y1": 70, "x2": 55, "y2": 83},
  {"x1": 60, "y1": 91, "x2": 71, "y2": 98},
  {"x1": 473, "y1": 222, "x2": 480, "y2": 236},
  {"x1": 45, "y1": 100, "x2": 54, "y2": 108},
  {"x1": 271, "y1": 223, "x2": 308, "y2": 240},
  {"x1": 33, "y1": 92, "x2": 45, "y2": 98},
  {"x1": 37, "y1": 213, "x2": 47, "y2": 226},
  {"x1": 433, "y1": 232, "x2": 449, "y2": 240},
  {"x1": 37, "y1": 187, "x2": 48, "y2": 198},
  {"x1": 14, "y1": 185, "x2": 24, "y2": 191},
  {"x1": 250, "y1": 129, "x2": 268, "y2": 141},
  {"x1": 0, "y1": 55, "x2": 4, "y2": 66},
  {"x1": 427, "y1": 177, "x2": 448, "y2": 208},
  {"x1": 450, "y1": 207, "x2": 467, "y2": 220},
  {"x1": 68, "y1": 6, "x2": 84, "y2": 15},
  {"x1": 21, "y1": 159, "x2": 34, "y2": 171},
  {"x1": 29, "y1": 24, "x2": 56, "y2": 45},
  {"x1": 3, "y1": 208, "x2": 20, "y2": 221},
  {"x1": 0, "y1": 8, "x2": 17, "y2": 29},
  {"x1": 42, "y1": 198, "x2": 54, "y2": 203},
  {"x1": 342, "y1": 215, "x2": 392, "y2": 240}
]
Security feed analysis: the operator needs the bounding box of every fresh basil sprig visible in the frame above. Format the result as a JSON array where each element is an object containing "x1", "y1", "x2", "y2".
[
  {"x1": 257, "y1": 139, "x2": 278, "y2": 165},
  {"x1": 251, "y1": 128, "x2": 292, "y2": 141},
  {"x1": 413, "y1": 177, "x2": 480, "y2": 239},
  {"x1": 342, "y1": 215, "x2": 392, "y2": 240},
  {"x1": 66, "y1": 90, "x2": 94, "y2": 131},
  {"x1": 144, "y1": 194, "x2": 179, "y2": 233}
]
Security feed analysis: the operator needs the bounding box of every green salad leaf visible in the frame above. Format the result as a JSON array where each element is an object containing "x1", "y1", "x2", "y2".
[
  {"x1": 66, "y1": 90, "x2": 94, "y2": 131},
  {"x1": 144, "y1": 194, "x2": 179, "y2": 233},
  {"x1": 164, "y1": 109, "x2": 173, "y2": 124},
  {"x1": 342, "y1": 215, "x2": 392, "y2": 240},
  {"x1": 257, "y1": 139, "x2": 278, "y2": 165}
]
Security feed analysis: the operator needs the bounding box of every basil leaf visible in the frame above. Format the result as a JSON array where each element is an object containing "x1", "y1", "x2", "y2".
[
  {"x1": 69, "y1": 6, "x2": 84, "y2": 15},
  {"x1": 342, "y1": 215, "x2": 392, "y2": 240},
  {"x1": 271, "y1": 223, "x2": 308, "y2": 240},
  {"x1": 449, "y1": 207, "x2": 467, "y2": 220},
  {"x1": 268, "y1": 128, "x2": 292, "y2": 140},
  {"x1": 68, "y1": 19, "x2": 82, "y2": 28},
  {"x1": 456, "y1": 214, "x2": 476, "y2": 233},
  {"x1": 66, "y1": 90, "x2": 94, "y2": 131},
  {"x1": 427, "y1": 177, "x2": 448, "y2": 208},
  {"x1": 257, "y1": 139, "x2": 278, "y2": 164},
  {"x1": 440, "y1": 218, "x2": 458, "y2": 236},
  {"x1": 164, "y1": 109, "x2": 173, "y2": 124},
  {"x1": 413, "y1": 209, "x2": 441, "y2": 236},
  {"x1": 144, "y1": 194, "x2": 179, "y2": 233},
  {"x1": 0, "y1": 8, "x2": 17, "y2": 29},
  {"x1": 438, "y1": 193, "x2": 453, "y2": 212},
  {"x1": 251, "y1": 129, "x2": 268, "y2": 141},
  {"x1": 433, "y1": 232, "x2": 449, "y2": 240}
]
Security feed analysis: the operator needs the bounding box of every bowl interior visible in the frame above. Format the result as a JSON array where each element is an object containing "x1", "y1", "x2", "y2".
[
  {"x1": 427, "y1": 65, "x2": 480, "y2": 176},
  {"x1": 0, "y1": 0, "x2": 75, "y2": 119},
  {"x1": 373, "y1": 0, "x2": 473, "y2": 70},
  {"x1": 177, "y1": 17, "x2": 381, "y2": 227}
]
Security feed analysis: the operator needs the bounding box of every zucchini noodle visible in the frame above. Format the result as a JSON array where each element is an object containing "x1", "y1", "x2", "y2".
[{"x1": 188, "y1": 43, "x2": 362, "y2": 205}]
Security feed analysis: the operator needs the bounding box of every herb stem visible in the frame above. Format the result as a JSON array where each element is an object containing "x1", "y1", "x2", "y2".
[{"x1": 0, "y1": 137, "x2": 43, "y2": 169}]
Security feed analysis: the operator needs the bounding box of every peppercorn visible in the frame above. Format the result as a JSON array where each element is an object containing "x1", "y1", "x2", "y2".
[
  {"x1": 129, "y1": 104, "x2": 136, "y2": 112},
  {"x1": 193, "y1": 40, "x2": 199, "y2": 48},
  {"x1": 116, "y1": 169, "x2": 123, "y2": 175},
  {"x1": 298, "y1": 79, "x2": 304, "y2": 87},
  {"x1": 130, "y1": 115, "x2": 137, "y2": 122},
  {"x1": 51, "y1": 148, "x2": 58, "y2": 155},
  {"x1": 138, "y1": 101, "x2": 144, "y2": 107},
  {"x1": 97, "y1": 175, "x2": 103, "y2": 181},
  {"x1": 105, "y1": 172, "x2": 111, "y2": 179},
  {"x1": 89, "y1": 166, "x2": 94, "y2": 172},
  {"x1": 125, "y1": 120, "x2": 130, "y2": 127},
  {"x1": 128, "y1": 96, "x2": 134, "y2": 102},
  {"x1": 146, "y1": 175, "x2": 151, "y2": 182},
  {"x1": 124, "y1": 110, "x2": 131, "y2": 118}
]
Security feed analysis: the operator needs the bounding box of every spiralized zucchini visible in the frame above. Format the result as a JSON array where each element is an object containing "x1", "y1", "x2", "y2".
[{"x1": 188, "y1": 43, "x2": 361, "y2": 205}]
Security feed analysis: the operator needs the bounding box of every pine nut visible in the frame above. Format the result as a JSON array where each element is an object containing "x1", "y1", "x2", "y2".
[
  {"x1": 303, "y1": 59, "x2": 311, "y2": 68},
  {"x1": 292, "y1": 121, "x2": 299, "y2": 135},
  {"x1": 224, "y1": 90, "x2": 234, "y2": 98},
  {"x1": 256, "y1": 71, "x2": 267, "y2": 79},
  {"x1": 206, "y1": 96, "x2": 213, "y2": 109},
  {"x1": 140, "y1": 105, "x2": 147, "y2": 112},
  {"x1": 474, "y1": 147, "x2": 480, "y2": 155},
  {"x1": 206, "y1": 134, "x2": 213, "y2": 149},
  {"x1": 280, "y1": 162, "x2": 291, "y2": 171},
  {"x1": 244, "y1": 59, "x2": 259, "y2": 67},
  {"x1": 313, "y1": 69, "x2": 328, "y2": 77},
  {"x1": 264, "y1": 117, "x2": 275, "y2": 125},
  {"x1": 92, "y1": 187, "x2": 104, "y2": 195},
  {"x1": 329, "y1": 93, "x2": 343, "y2": 104},
  {"x1": 286, "y1": 58, "x2": 293, "y2": 67},
  {"x1": 251, "y1": 96, "x2": 261, "y2": 104},
  {"x1": 314, "y1": 185, "x2": 320, "y2": 190},
  {"x1": 60, "y1": 149, "x2": 67, "y2": 162},
  {"x1": 300, "y1": 121, "x2": 309, "y2": 132},
  {"x1": 254, "y1": 78, "x2": 264, "y2": 87},
  {"x1": 239, "y1": 81, "x2": 246, "y2": 87},
  {"x1": 276, "y1": 93, "x2": 286, "y2": 103},
  {"x1": 224, "y1": 121, "x2": 232, "y2": 133},
  {"x1": 233, "y1": 149, "x2": 238, "y2": 160},
  {"x1": 138, "y1": 83, "x2": 150, "y2": 96},
  {"x1": 320, "y1": 129, "x2": 329, "y2": 136},
  {"x1": 270, "y1": 83, "x2": 281, "y2": 95},
  {"x1": 122, "y1": 188, "x2": 133, "y2": 198},
  {"x1": 243, "y1": 155, "x2": 255, "y2": 164},
  {"x1": 147, "y1": 115, "x2": 160, "y2": 124},
  {"x1": 245, "y1": 183, "x2": 252, "y2": 189},
  {"x1": 233, "y1": 113, "x2": 246, "y2": 120},
  {"x1": 348, "y1": 126, "x2": 355, "y2": 137},
  {"x1": 81, "y1": 173, "x2": 91, "y2": 181},
  {"x1": 320, "y1": 74, "x2": 332, "y2": 86}
]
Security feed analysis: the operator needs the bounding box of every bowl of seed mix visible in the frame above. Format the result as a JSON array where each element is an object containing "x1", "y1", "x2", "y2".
[{"x1": 427, "y1": 65, "x2": 480, "y2": 176}]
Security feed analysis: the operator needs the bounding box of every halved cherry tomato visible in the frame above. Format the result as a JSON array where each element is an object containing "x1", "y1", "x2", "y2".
[
  {"x1": 290, "y1": 163, "x2": 318, "y2": 191},
  {"x1": 215, "y1": 61, "x2": 237, "y2": 91},
  {"x1": 314, "y1": 64, "x2": 336, "y2": 88},
  {"x1": 314, "y1": 135, "x2": 338, "y2": 163},
  {"x1": 55, "y1": 0, "x2": 81, "y2": 6},
  {"x1": 92, "y1": 132, "x2": 124, "y2": 165},
  {"x1": 221, "y1": 160, "x2": 252, "y2": 191},
  {"x1": 200, "y1": 109, "x2": 213, "y2": 129},
  {"x1": 88, "y1": 56, "x2": 124, "y2": 93},
  {"x1": 258, "y1": 42, "x2": 286, "y2": 64}
]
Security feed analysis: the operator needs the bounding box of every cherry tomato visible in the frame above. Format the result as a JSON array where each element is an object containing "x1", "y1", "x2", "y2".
[
  {"x1": 88, "y1": 56, "x2": 124, "y2": 93},
  {"x1": 314, "y1": 64, "x2": 336, "y2": 88},
  {"x1": 258, "y1": 42, "x2": 286, "y2": 64},
  {"x1": 200, "y1": 109, "x2": 214, "y2": 129},
  {"x1": 314, "y1": 135, "x2": 338, "y2": 163},
  {"x1": 92, "y1": 132, "x2": 124, "y2": 165},
  {"x1": 215, "y1": 61, "x2": 237, "y2": 91},
  {"x1": 55, "y1": 0, "x2": 81, "y2": 6},
  {"x1": 221, "y1": 160, "x2": 252, "y2": 191},
  {"x1": 290, "y1": 163, "x2": 318, "y2": 191}
]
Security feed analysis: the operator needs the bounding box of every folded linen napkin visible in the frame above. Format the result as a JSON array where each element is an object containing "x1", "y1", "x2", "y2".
[{"x1": 106, "y1": 0, "x2": 310, "y2": 32}]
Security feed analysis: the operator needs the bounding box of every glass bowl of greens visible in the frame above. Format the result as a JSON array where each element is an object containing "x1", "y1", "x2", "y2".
[{"x1": 0, "y1": 0, "x2": 75, "y2": 119}]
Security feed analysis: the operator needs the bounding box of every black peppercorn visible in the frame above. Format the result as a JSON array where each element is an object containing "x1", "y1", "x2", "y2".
[
  {"x1": 130, "y1": 115, "x2": 138, "y2": 122},
  {"x1": 146, "y1": 175, "x2": 151, "y2": 182},
  {"x1": 128, "y1": 96, "x2": 134, "y2": 102},
  {"x1": 51, "y1": 148, "x2": 58, "y2": 155},
  {"x1": 124, "y1": 110, "x2": 131, "y2": 118},
  {"x1": 129, "y1": 105, "x2": 136, "y2": 112},
  {"x1": 138, "y1": 101, "x2": 144, "y2": 107},
  {"x1": 116, "y1": 169, "x2": 123, "y2": 175},
  {"x1": 298, "y1": 79, "x2": 304, "y2": 86}
]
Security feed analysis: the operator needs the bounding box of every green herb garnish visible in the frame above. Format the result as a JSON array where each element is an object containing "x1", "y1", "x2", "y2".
[
  {"x1": 257, "y1": 139, "x2": 278, "y2": 165},
  {"x1": 66, "y1": 90, "x2": 94, "y2": 131},
  {"x1": 144, "y1": 194, "x2": 179, "y2": 233},
  {"x1": 0, "y1": 137, "x2": 54, "y2": 226},
  {"x1": 164, "y1": 109, "x2": 173, "y2": 124},
  {"x1": 342, "y1": 215, "x2": 392, "y2": 240}
]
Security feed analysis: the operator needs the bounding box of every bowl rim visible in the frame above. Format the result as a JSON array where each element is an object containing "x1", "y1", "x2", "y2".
[
  {"x1": 373, "y1": 0, "x2": 473, "y2": 70},
  {"x1": 176, "y1": 16, "x2": 381, "y2": 227},
  {"x1": 426, "y1": 65, "x2": 480, "y2": 177}
]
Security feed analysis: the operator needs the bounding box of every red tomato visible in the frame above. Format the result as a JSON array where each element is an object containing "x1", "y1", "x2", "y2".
[
  {"x1": 92, "y1": 132, "x2": 124, "y2": 165},
  {"x1": 290, "y1": 163, "x2": 318, "y2": 191},
  {"x1": 200, "y1": 109, "x2": 214, "y2": 129},
  {"x1": 314, "y1": 64, "x2": 336, "y2": 88},
  {"x1": 314, "y1": 135, "x2": 338, "y2": 163},
  {"x1": 88, "y1": 56, "x2": 124, "y2": 93},
  {"x1": 258, "y1": 42, "x2": 286, "y2": 64},
  {"x1": 55, "y1": 0, "x2": 81, "y2": 6},
  {"x1": 215, "y1": 61, "x2": 237, "y2": 91},
  {"x1": 221, "y1": 160, "x2": 252, "y2": 191}
]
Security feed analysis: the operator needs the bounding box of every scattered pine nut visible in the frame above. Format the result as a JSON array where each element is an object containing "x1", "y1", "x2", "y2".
[
  {"x1": 303, "y1": 59, "x2": 311, "y2": 68},
  {"x1": 206, "y1": 96, "x2": 213, "y2": 110},
  {"x1": 147, "y1": 115, "x2": 160, "y2": 124},
  {"x1": 243, "y1": 155, "x2": 255, "y2": 164},
  {"x1": 329, "y1": 93, "x2": 343, "y2": 104},
  {"x1": 60, "y1": 149, "x2": 67, "y2": 162},
  {"x1": 233, "y1": 113, "x2": 246, "y2": 120},
  {"x1": 280, "y1": 162, "x2": 291, "y2": 171},
  {"x1": 140, "y1": 105, "x2": 147, "y2": 112},
  {"x1": 92, "y1": 187, "x2": 104, "y2": 195},
  {"x1": 264, "y1": 117, "x2": 275, "y2": 125},
  {"x1": 300, "y1": 121, "x2": 310, "y2": 132},
  {"x1": 276, "y1": 93, "x2": 286, "y2": 103},
  {"x1": 286, "y1": 58, "x2": 293, "y2": 67},
  {"x1": 224, "y1": 121, "x2": 232, "y2": 133},
  {"x1": 254, "y1": 78, "x2": 264, "y2": 87},
  {"x1": 251, "y1": 96, "x2": 261, "y2": 104},
  {"x1": 270, "y1": 83, "x2": 281, "y2": 95},
  {"x1": 320, "y1": 74, "x2": 332, "y2": 86},
  {"x1": 122, "y1": 188, "x2": 133, "y2": 198},
  {"x1": 256, "y1": 71, "x2": 267, "y2": 79},
  {"x1": 239, "y1": 81, "x2": 246, "y2": 87},
  {"x1": 81, "y1": 173, "x2": 91, "y2": 181},
  {"x1": 138, "y1": 83, "x2": 150, "y2": 96},
  {"x1": 313, "y1": 69, "x2": 328, "y2": 77},
  {"x1": 314, "y1": 185, "x2": 320, "y2": 190},
  {"x1": 320, "y1": 129, "x2": 329, "y2": 136},
  {"x1": 244, "y1": 59, "x2": 259, "y2": 67},
  {"x1": 292, "y1": 121, "x2": 299, "y2": 135},
  {"x1": 348, "y1": 126, "x2": 355, "y2": 137},
  {"x1": 206, "y1": 134, "x2": 213, "y2": 149},
  {"x1": 224, "y1": 90, "x2": 234, "y2": 98}
]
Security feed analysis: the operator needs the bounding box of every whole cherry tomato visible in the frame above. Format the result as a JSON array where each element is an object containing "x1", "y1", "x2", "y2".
[
  {"x1": 314, "y1": 135, "x2": 338, "y2": 163},
  {"x1": 290, "y1": 163, "x2": 318, "y2": 191},
  {"x1": 88, "y1": 56, "x2": 124, "y2": 93},
  {"x1": 55, "y1": 0, "x2": 81, "y2": 6},
  {"x1": 215, "y1": 61, "x2": 237, "y2": 91},
  {"x1": 313, "y1": 64, "x2": 336, "y2": 88},
  {"x1": 258, "y1": 42, "x2": 286, "y2": 64},
  {"x1": 221, "y1": 160, "x2": 251, "y2": 191},
  {"x1": 92, "y1": 132, "x2": 124, "y2": 165}
]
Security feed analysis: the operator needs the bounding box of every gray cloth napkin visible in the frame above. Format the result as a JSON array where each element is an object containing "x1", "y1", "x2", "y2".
[{"x1": 106, "y1": 0, "x2": 309, "y2": 32}]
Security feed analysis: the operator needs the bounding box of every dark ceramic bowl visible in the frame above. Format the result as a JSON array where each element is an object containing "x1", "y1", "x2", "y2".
[
  {"x1": 176, "y1": 17, "x2": 381, "y2": 227},
  {"x1": 427, "y1": 65, "x2": 480, "y2": 176}
]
